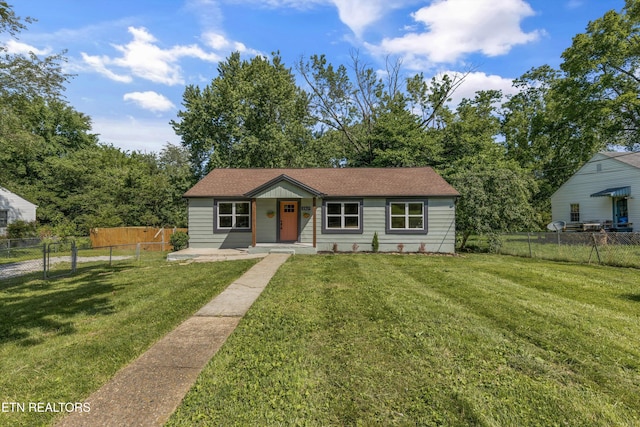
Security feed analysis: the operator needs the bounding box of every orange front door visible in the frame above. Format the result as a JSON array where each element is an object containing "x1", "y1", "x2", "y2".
[{"x1": 279, "y1": 201, "x2": 298, "y2": 242}]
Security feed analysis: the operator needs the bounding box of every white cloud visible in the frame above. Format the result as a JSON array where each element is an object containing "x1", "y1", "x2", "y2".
[
  {"x1": 220, "y1": 0, "x2": 411, "y2": 36},
  {"x1": 92, "y1": 116, "x2": 180, "y2": 153},
  {"x1": 372, "y1": 0, "x2": 542, "y2": 66},
  {"x1": 223, "y1": 0, "x2": 326, "y2": 10},
  {"x1": 4, "y1": 40, "x2": 51, "y2": 55},
  {"x1": 565, "y1": 0, "x2": 584, "y2": 9},
  {"x1": 123, "y1": 91, "x2": 176, "y2": 113},
  {"x1": 81, "y1": 52, "x2": 133, "y2": 83},
  {"x1": 186, "y1": 0, "x2": 225, "y2": 29},
  {"x1": 203, "y1": 32, "x2": 230, "y2": 50},
  {"x1": 328, "y1": 0, "x2": 415, "y2": 37},
  {"x1": 444, "y1": 71, "x2": 519, "y2": 106},
  {"x1": 202, "y1": 32, "x2": 263, "y2": 56},
  {"x1": 82, "y1": 26, "x2": 222, "y2": 85},
  {"x1": 330, "y1": 0, "x2": 388, "y2": 37}
]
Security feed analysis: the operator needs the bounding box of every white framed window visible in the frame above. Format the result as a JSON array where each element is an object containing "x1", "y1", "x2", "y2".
[
  {"x1": 0, "y1": 210, "x2": 7, "y2": 228},
  {"x1": 386, "y1": 200, "x2": 427, "y2": 234},
  {"x1": 216, "y1": 201, "x2": 251, "y2": 230},
  {"x1": 322, "y1": 200, "x2": 363, "y2": 234}
]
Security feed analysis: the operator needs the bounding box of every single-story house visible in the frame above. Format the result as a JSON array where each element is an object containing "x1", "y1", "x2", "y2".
[
  {"x1": 0, "y1": 187, "x2": 38, "y2": 236},
  {"x1": 551, "y1": 152, "x2": 640, "y2": 231},
  {"x1": 184, "y1": 167, "x2": 459, "y2": 253}
]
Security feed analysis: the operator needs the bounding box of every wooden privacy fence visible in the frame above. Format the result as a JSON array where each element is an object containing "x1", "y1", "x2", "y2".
[{"x1": 89, "y1": 227, "x2": 187, "y2": 251}]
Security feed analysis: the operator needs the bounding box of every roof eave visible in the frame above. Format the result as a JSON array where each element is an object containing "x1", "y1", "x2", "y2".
[{"x1": 243, "y1": 174, "x2": 326, "y2": 197}]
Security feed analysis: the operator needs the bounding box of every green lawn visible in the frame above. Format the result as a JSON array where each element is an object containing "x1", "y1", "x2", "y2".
[
  {"x1": 0, "y1": 258, "x2": 259, "y2": 427},
  {"x1": 168, "y1": 254, "x2": 640, "y2": 426}
]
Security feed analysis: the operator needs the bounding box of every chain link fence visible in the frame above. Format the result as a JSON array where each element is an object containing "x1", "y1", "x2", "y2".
[
  {"x1": 1, "y1": 240, "x2": 171, "y2": 281},
  {"x1": 0, "y1": 238, "x2": 44, "y2": 280},
  {"x1": 76, "y1": 242, "x2": 169, "y2": 268},
  {"x1": 44, "y1": 240, "x2": 86, "y2": 279},
  {"x1": 495, "y1": 232, "x2": 640, "y2": 268}
]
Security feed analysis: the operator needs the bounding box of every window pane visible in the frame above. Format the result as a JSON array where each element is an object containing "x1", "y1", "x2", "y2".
[
  {"x1": 327, "y1": 216, "x2": 342, "y2": 228},
  {"x1": 219, "y1": 203, "x2": 232, "y2": 214},
  {"x1": 236, "y1": 216, "x2": 250, "y2": 228},
  {"x1": 408, "y1": 217, "x2": 423, "y2": 229},
  {"x1": 345, "y1": 216, "x2": 359, "y2": 228},
  {"x1": 391, "y1": 203, "x2": 405, "y2": 215},
  {"x1": 391, "y1": 217, "x2": 406, "y2": 229},
  {"x1": 327, "y1": 203, "x2": 341, "y2": 215},
  {"x1": 344, "y1": 203, "x2": 359, "y2": 215},
  {"x1": 236, "y1": 202, "x2": 250, "y2": 215},
  {"x1": 219, "y1": 216, "x2": 233, "y2": 227},
  {"x1": 408, "y1": 203, "x2": 423, "y2": 215}
]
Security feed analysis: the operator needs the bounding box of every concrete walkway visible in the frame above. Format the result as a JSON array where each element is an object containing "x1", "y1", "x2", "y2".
[
  {"x1": 56, "y1": 253, "x2": 291, "y2": 427},
  {"x1": 166, "y1": 248, "x2": 267, "y2": 262}
]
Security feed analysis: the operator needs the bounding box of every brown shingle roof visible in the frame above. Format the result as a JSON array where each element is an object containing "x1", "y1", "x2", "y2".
[
  {"x1": 184, "y1": 167, "x2": 459, "y2": 198},
  {"x1": 600, "y1": 151, "x2": 640, "y2": 169}
]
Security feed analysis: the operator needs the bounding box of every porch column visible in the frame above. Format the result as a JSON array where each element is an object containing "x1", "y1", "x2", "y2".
[
  {"x1": 312, "y1": 197, "x2": 317, "y2": 248},
  {"x1": 251, "y1": 198, "x2": 257, "y2": 247}
]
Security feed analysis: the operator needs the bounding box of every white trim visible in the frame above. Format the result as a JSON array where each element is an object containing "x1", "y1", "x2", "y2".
[
  {"x1": 389, "y1": 201, "x2": 425, "y2": 230},
  {"x1": 325, "y1": 201, "x2": 360, "y2": 230},
  {"x1": 217, "y1": 201, "x2": 251, "y2": 230}
]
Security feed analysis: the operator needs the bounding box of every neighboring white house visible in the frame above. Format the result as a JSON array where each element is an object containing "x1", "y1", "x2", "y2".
[
  {"x1": 551, "y1": 152, "x2": 640, "y2": 232},
  {"x1": 184, "y1": 167, "x2": 459, "y2": 253},
  {"x1": 0, "y1": 187, "x2": 38, "y2": 236}
]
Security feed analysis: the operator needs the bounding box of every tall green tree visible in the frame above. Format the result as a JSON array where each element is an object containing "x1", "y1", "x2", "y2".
[
  {"x1": 298, "y1": 53, "x2": 462, "y2": 166},
  {"x1": 438, "y1": 91, "x2": 537, "y2": 247},
  {"x1": 0, "y1": 96, "x2": 98, "y2": 187},
  {"x1": 41, "y1": 144, "x2": 190, "y2": 234},
  {"x1": 437, "y1": 90, "x2": 504, "y2": 167},
  {"x1": 157, "y1": 143, "x2": 193, "y2": 227},
  {"x1": 0, "y1": 1, "x2": 85, "y2": 189},
  {"x1": 0, "y1": 2, "x2": 71, "y2": 100},
  {"x1": 449, "y1": 161, "x2": 536, "y2": 250},
  {"x1": 368, "y1": 95, "x2": 440, "y2": 167},
  {"x1": 501, "y1": 66, "x2": 603, "y2": 218},
  {"x1": 172, "y1": 52, "x2": 316, "y2": 177},
  {"x1": 560, "y1": 0, "x2": 640, "y2": 149},
  {"x1": 1, "y1": 2, "x2": 189, "y2": 234}
]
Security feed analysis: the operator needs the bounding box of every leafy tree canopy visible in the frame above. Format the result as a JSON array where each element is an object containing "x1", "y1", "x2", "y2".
[
  {"x1": 298, "y1": 52, "x2": 466, "y2": 167},
  {"x1": 0, "y1": 2, "x2": 71, "y2": 100},
  {"x1": 560, "y1": 0, "x2": 640, "y2": 150},
  {"x1": 172, "y1": 52, "x2": 318, "y2": 178}
]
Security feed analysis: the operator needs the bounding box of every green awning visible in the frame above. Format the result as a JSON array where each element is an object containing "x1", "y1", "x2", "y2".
[{"x1": 590, "y1": 186, "x2": 631, "y2": 198}]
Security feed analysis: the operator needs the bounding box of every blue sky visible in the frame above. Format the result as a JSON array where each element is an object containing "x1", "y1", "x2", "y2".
[{"x1": 5, "y1": 0, "x2": 625, "y2": 153}]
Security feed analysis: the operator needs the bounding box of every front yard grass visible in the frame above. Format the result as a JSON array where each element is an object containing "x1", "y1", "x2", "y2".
[
  {"x1": 0, "y1": 258, "x2": 259, "y2": 427},
  {"x1": 168, "y1": 254, "x2": 640, "y2": 426}
]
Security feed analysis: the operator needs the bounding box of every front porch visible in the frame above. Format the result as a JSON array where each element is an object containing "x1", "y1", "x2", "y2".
[
  {"x1": 247, "y1": 243, "x2": 317, "y2": 255},
  {"x1": 167, "y1": 243, "x2": 317, "y2": 261},
  {"x1": 245, "y1": 175, "x2": 322, "y2": 250}
]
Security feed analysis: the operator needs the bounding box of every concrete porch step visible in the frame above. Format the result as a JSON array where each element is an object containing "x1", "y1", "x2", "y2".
[
  {"x1": 247, "y1": 244, "x2": 317, "y2": 255},
  {"x1": 167, "y1": 248, "x2": 250, "y2": 262},
  {"x1": 268, "y1": 248, "x2": 296, "y2": 254}
]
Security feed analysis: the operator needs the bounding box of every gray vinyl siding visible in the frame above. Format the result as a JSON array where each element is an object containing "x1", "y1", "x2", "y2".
[
  {"x1": 314, "y1": 197, "x2": 456, "y2": 253},
  {"x1": 188, "y1": 196, "x2": 456, "y2": 253},
  {"x1": 256, "y1": 199, "x2": 277, "y2": 243},
  {"x1": 299, "y1": 198, "x2": 315, "y2": 243},
  {"x1": 187, "y1": 198, "x2": 252, "y2": 249},
  {"x1": 254, "y1": 182, "x2": 315, "y2": 199},
  {"x1": 551, "y1": 153, "x2": 640, "y2": 227}
]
